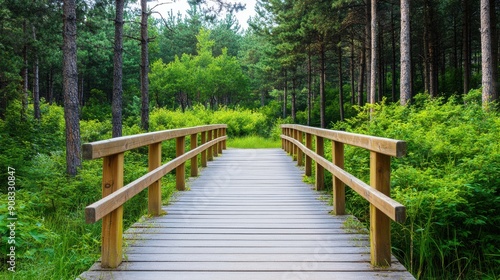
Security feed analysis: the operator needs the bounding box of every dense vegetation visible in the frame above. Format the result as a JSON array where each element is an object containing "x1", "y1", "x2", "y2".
[
  {"x1": 333, "y1": 92, "x2": 500, "y2": 279},
  {"x1": 1, "y1": 0, "x2": 500, "y2": 279}
]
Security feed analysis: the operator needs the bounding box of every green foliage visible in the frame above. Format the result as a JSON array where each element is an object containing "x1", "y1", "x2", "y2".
[
  {"x1": 227, "y1": 136, "x2": 281, "y2": 149},
  {"x1": 333, "y1": 93, "x2": 500, "y2": 279},
  {"x1": 150, "y1": 28, "x2": 249, "y2": 110}
]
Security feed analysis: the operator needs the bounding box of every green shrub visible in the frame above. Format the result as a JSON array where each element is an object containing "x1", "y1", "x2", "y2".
[{"x1": 333, "y1": 93, "x2": 500, "y2": 279}]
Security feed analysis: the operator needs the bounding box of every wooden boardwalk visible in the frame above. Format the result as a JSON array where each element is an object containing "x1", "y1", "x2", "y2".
[{"x1": 79, "y1": 149, "x2": 414, "y2": 280}]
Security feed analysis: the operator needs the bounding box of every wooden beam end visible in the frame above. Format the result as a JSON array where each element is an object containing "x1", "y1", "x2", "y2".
[
  {"x1": 85, "y1": 207, "x2": 97, "y2": 224},
  {"x1": 396, "y1": 141, "x2": 408, "y2": 158},
  {"x1": 395, "y1": 206, "x2": 406, "y2": 224},
  {"x1": 82, "y1": 144, "x2": 94, "y2": 160}
]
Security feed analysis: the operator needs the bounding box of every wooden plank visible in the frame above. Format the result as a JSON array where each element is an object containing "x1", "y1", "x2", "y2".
[
  {"x1": 190, "y1": 133, "x2": 198, "y2": 177},
  {"x1": 100, "y1": 153, "x2": 124, "y2": 268},
  {"x1": 122, "y1": 233, "x2": 369, "y2": 241},
  {"x1": 315, "y1": 136, "x2": 325, "y2": 191},
  {"x1": 79, "y1": 271, "x2": 415, "y2": 280},
  {"x1": 87, "y1": 261, "x2": 408, "y2": 272},
  {"x1": 200, "y1": 131, "x2": 207, "y2": 167},
  {"x1": 148, "y1": 143, "x2": 162, "y2": 216},
  {"x1": 122, "y1": 246, "x2": 371, "y2": 255},
  {"x1": 282, "y1": 136, "x2": 406, "y2": 223},
  {"x1": 83, "y1": 124, "x2": 227, "y2": 160},
  {"x1": 281, "y1": 124, "x2": 407, "y2": 157},
  {"x1": 332, "y1": 140, "x2": 345, "y2": 215},
  {"x1": 176, "y1": 136, "x2": 186, "y2": 191},
  {"x1": 370, "y1": 151, "x2": 392, "y2": 267}
]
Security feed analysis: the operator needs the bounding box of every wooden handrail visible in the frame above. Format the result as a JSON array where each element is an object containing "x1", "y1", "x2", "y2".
[
  {"x1": 83, "y1": 125, "x2": 227, "y2": 268},
  {"x1": 280, "y1": 124, "x2": 407, "y2": 267}
]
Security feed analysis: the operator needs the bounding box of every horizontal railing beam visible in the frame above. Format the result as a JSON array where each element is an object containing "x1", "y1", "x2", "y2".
[
  {"x1": 83, "y1": 124, "x2": 227, "y2": 160},
  {"x1": 281, "y1": 135, "x2": 406, "y2": 223},
  {"x1": 281, "y1": 124, "x2": 406, "y2": 158},
  {"x1": 85, "y1": 137, "x2": 226, "y2": 224}
]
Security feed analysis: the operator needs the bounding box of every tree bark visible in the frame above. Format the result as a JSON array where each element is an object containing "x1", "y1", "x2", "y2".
[
  {"x1": 112, "y1": 0, "x2": 125, "y2": 138},
  {"x1": 463, "y1": 0, "x2": 471, "y2": 95},
  {"x1": 291, "y1": 75, "x2": 296, "y2": 122},
  {"x1": 63, "y1": 0, "x2": 81, "y2": 176},
  {"x1": 400, "y1": 0, "x2": 412, "y2": 105},
  {"x1": 365, "y1": 0, "x2": 371, "y2": 103},
  {"x1": 369, "y1": 0, "x2": 377, "y2": 104},
  {"x1": 338, "y1": 38, "x2": 345, "y2": 121},
  {"x1": 283, "y1": 69, "x2": 287, "y2": 119},
  {"x1": 307, "y1": 48, "x2": 312, "y2": 126},
  {"x1": 357, "y1": 45, "x2": 366, "y2": 106},
  {"x1": 22, "y1": 21, "x2": 28, "y2": 120},
  {"x1": 33, "y1": 25, "x2": 40, "y2": 120},
  {"x1": 141, "y1": 0, "x2": 150, "y2": 131},
  {"x1": 350, "y1": 35, "x2": 356, "y2": 105},
  {"x1": 319, "y1": 42, "x2": 326, "y2": 128},
  {"x1": 481, "y1": 0, "x2": 497, "y2": 106},
  {"x1": 391, "y1": 6, "x2": 397, "y2": 103}
]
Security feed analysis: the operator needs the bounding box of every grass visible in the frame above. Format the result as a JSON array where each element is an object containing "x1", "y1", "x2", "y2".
[{"x1": 226, "y1": 135, "x2": 281, "y2": 148}]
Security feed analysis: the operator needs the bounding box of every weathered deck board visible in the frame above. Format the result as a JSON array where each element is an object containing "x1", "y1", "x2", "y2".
[{"x1": 78, "y1": 148, "x2": 414, "y2": 280}]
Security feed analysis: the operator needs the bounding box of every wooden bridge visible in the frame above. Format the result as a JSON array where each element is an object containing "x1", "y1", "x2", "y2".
[{"x1": 78, "y1": 125, "x2": 414, "y2": 279}]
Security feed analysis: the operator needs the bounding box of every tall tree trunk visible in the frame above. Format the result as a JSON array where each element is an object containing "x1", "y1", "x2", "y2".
[
  {"x1": 391, "y1": 6, "x2": 397, "y2": 103},
  {"x1": 319, "y1": 42, "x2": 326, "y2": 128},
  {"x1": 365, "y1": 0, "x2": 371, "y2": 103},
  {"x1": 33, "y1": 57, "x2": 40, "y2": 119},
  {"x1": 283, "y1": 69, "x2": 287, "y2": 119},
  {"x1": 291, "y1": 75, "x2": 296, "y2": 122},
  {"x1": 141, "y1": 0, "x2": 150, "y2": 131},
  {"x1": 33, "y1": 26, "x2": 40, "y2": 120},
  {"x1": 400, "y1": 0, "x2": 412, "y2": 105},
  {"x1": 112, "y1": 0, "x2": 124, "y2": 138},
  {"x1": 63, "y1": 0, "x2": 81, "y2": 176},
  {"x1": 338, "y1": 38, "x2": 345, "y2": 121},
  {"x1": 490, "y1": 0, "x2": 498, "y2": 97},
  {"x1": 22, "y1": 21, "x2": 28, "y2": 120},
  {"x1": 307, "y1": 48, "x2": 312, "y2": 126},
  {"x1": 350, "y1": 35, "x2": 356, "y2": 105},
  {"x1": 481, "y1": 0, "x2": 497, "y2": 106},
  {"x1": 378, "y1": 20, "x2": 384, "y2": 102},
  {"x1": 369, "y1": 0, "x2": 377, "y2": 104},
  {"x1": 463, "y1": 0, "x2": 471, "y2": 95},
  {"x1": 357, "y1": 45, "x2": 366, "y2": 106},
  {"x1": 426, "y1": 0, "x2": 438, "y2": 98}
]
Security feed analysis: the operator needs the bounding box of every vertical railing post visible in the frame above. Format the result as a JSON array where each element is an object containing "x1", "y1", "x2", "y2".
[
  {"x1": 305, "y1": 133, "x2": 312, "y2": 176},
  {"x1": 222, "y1": 127, "x2": 227, "y2": 150},
  {"x1": 176, "y1": 136, "x2": 186, "y2": 191},
  {"x1": 207, "y1": 130, "x2": 213, "y2": 161},
  {"x1": 370, "y1": 151, "x2": 392, "y2": 266},
  {"x1": 332, "y1": 141, "x2": 345, "y2": 215},
  {"x1": 287, "y1": 128, "x2": 292, "y2": 155},
  {"x1": 281, "y1": 127, "x2": 285, "y2": 149},
  {"x1": 292, "y1": 129, "x2": 297, "y2": 161},
  {"x1": 217, "y1": 128, "x2": 223, "y2": 154},
  {"x1": 315, "y1": 136, "x2": 325, "y2": 191},
  {"x1": 201, "y1": 131, "x2": 207, "y2": 167},
  {"x1": 213, "y1": 129, "x2": 219, "y2": 157},
  {"x1": 101, "y1": 153, "x2": 124, "y2": 268},
  {"x1": 148, "y1": 143, "x2": 162, "y2": 216},
  {"x1": 297, "y1": 130, "x2": 303, "y2": 166},
  {"x1": 190, "y1": 133, "x2": 198, "y2": 177}
]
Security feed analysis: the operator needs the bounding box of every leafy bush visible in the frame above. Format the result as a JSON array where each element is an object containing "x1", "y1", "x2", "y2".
[{"x1": 333, "y1": 93, "x2": 500, "y2": 279}]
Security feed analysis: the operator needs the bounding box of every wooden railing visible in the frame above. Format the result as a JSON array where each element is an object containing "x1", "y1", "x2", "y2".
[
  {"x1": 281, "y1": 124, "x2": 407, "y2": 267},
  {"x1": 83, "y1": 124, "x2": 227, "y2": 268}
]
